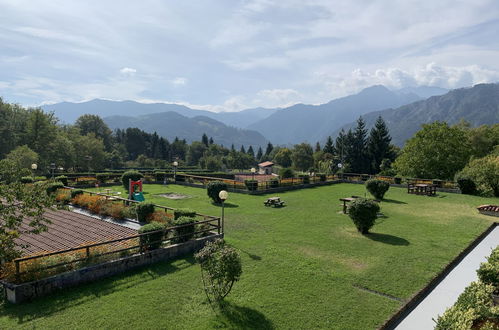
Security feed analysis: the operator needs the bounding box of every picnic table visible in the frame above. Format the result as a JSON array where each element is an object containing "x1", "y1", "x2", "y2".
[
  {"x1": 264, "y1": 197, "x2": 285, "y2": 207},
  {"x1": 407, "y1": 183, "x2": 437, "y2": 196},
  {"x1": 339, "y1": 196, "x2": 358, "y2": 214}
]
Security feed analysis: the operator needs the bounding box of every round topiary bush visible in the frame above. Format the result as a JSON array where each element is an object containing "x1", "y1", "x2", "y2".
[
  {"x1": 121, "y1": 170, "x2": 144, "y2": 192},
  {"x1": 136, "y1": 202, "x2": 155, "y2": 223},
  {"x1": 279, "y1": 168, "x2": 295, "y2": 179},
  {"x1": 455, "y1": 174, "x2": 477, "y2": 195},
  {"x1": 207, "y1": 181, "x2": 228, "y2": 203},
  {"x1": 139, "y1": 222, "x2": 166, "y2": 250},
  {"x1": 365, "y1": 179, "x2": 390, "y2": 200},
  {"x1": 172, "y1": 216, "x2": 197, "y2": 244},
  {"x1": 348, "y1": 198, "x2": 380, "y2": 234},
  {"x1": 244, "y1": 179, "x2": 258, "y2": 191}
]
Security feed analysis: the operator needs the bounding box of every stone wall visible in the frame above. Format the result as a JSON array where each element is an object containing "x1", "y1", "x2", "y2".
[{"x1": 2, "y1": 234, "x2": 222, "y2": 304}]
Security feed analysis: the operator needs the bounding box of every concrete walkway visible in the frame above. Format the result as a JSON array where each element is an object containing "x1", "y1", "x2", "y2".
[{"x1": 395, "y1": 226, "x2": 499, "y2": 330}]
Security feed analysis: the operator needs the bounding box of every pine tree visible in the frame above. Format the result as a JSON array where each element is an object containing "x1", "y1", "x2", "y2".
[
  {"x1": 247, "y1": 145, "x2": 255, "y2": 158},
  {"x1": 256, "y1": 147, "x2": 263, "y2": 161},
  {"x1": 240, "y1": 145, "x2": 246, "y2": 153},
  {"x1": 209, "y1": 137, "x2": 214, "y2": 145},
  {"x1": 367, "y1": 116, "x2": 394, "y2": 174},
  {"x1": 201, "y1": 133, "x2": 209, "y2": 146},
  {"x1": 350, "y1": 117, "x2": 368, "y2": 173},
  {"x1": 315, "y1": 142, "x2": 321, "y2": 152},
  {"x1": 265, "y1": 142, "x2": 273, "y2": 156},
  {"x1": 231, "y1": 144, "x2": 235, "y2": 152},
  {"x1": 323, "y1": 136, "x2": 335, "y2": 154}
]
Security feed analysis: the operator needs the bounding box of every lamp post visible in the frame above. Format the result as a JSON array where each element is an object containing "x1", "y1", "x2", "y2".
[
  {"x1": 31, "y1": 163, "x2": 37, "y2": 179},
  {"x1": 250, "y1": 167, "x2": 256, "y2": 180},
  {"x1": 173, "y1": 161, "x2": 178, "y2": 182},
  {"x1": 50, "y1": 163, "x2": 56, "y2": 180},
  {"x1": 218, "y1": 190, "x2": 228, "y2": 235}
]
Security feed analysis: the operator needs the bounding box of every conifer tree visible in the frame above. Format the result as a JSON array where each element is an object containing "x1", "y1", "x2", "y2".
[
  {"x1": 367, "y1": 116, "x2": 394, "y2": 173},
  {"x1": 315, "y1": 142, "x2": 321, "y2": 152},
  {"x1": 240, "y1": 145, "x2": 246, "y2": 153},
  {"x1": 256, "y1": 147, "x2": 263, "y2": 161},
  {"x1": 201, "y1": 133, "x2": 209, "y2": 146},
  {"x1": 323, "y1": 136, "x2": 335, "y2": 155},
  {"x1": 350, "y1": 117, "x2": 368, "y2": 173},
  {"x1": 247, "y1": 145, "x2": 255, "y2": 158}
]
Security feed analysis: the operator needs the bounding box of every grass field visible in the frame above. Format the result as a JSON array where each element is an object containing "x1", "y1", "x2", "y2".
[{"x1": 1, "y1": 183, "x2": 497, "y2": 329}]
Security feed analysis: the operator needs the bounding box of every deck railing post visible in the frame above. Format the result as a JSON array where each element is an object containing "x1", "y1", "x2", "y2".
[
  {"x1": 86, "y1": 246, "x2": 90, "y2": 259},
  {"x1": 15, "y1": 259, "x2": 20, "y2": 281}
]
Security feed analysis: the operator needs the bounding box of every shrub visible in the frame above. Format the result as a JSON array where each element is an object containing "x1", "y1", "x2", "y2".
[
  {"x1": 154, "y1": 171, "x2": 167, "y2": 181},
  {"x1": 174, "y1": 208, "x2": 196, "y2": 220},
  {"x1": 121, "y1": 170, "x2": 144, "y2": 192},
  {"x1": 477, "y1": 246, "x2": 499, "y2": 289},
  {"x1": 207, "y1": 181, "x2": 228, "y2": 203},
  {"x1": 87, "y1": 197, "x2": 107, "y2": 214},
  {"x1": 458, "y1": 155, "x2": 499, "y2": 197},
  {"x1": 432, "y1": 179, "x2": 443, "y2": 188},
  {"x1": 55, "y1": 189, "x2": 71, "y2": 204},
  {"x1": 269, "y1": 178, "x2": 279, "y2": 188},
  {"x1": 70, "y1": 189, "x2": 84, "y2": 199},
  {"x1": 394, "y1": 176, "x2": 402, "y2": 184},
  {"x1": 298, "y1": 174, "x2": 310, "y2": 184},
  {"x1": 171, "y1": 216, "x2": 197, "y2": 244},
  {"x1": 138, "y1": 222, "x2": 165, "y2": 250},
  {"x1": 20, "y1": 176, "x2": 34, "y2": 184},
  {"x1": 147, "y1": 210, "x2": 172, "y2": 225},
  {"x1": 136, "y1": 202, "x2": 155, "y2": 223},
  {"x1": 55, "y1": 175, "x2": 68, "y2": 186},
  {"x1": 96, "y1": 172, "x2": 112, "y2": 183},
  {"x1": 195, "y1": 239, "x2": 242, "y2": 304},
  {"x1": 279, "y1": 168, "x2": 294, "y2": 179},
  {"x1": 348, "y1": 198, "x2": 380, "y2": 234},
  {"x1": 317, "y1": 173, "x2": 327, "y2": 182},
  {"x1": 455, "y1": 174, "x2": 477, "y2": 195},
  {"x1": 244, "y1": 179, "x2": 258, "y2": 191},
  {"x1": 365, "y1": 179, "x2": 390, "y2": 200},
  {"x1": 46, "y1": 182, "x2": 65, "y2": 195}
]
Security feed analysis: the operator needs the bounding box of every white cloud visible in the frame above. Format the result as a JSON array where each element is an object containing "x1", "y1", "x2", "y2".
[
  {"x1": 119, "y1": 67, "x2": 137, "y2": 76},
  {"x1": 171, "y1": 77, "x2": 187, "y2": 86}
]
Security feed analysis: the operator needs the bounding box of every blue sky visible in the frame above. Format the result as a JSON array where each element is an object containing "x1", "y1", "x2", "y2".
[{"x1": 1, "y1": 0, "x2": 499, "y2": 111}]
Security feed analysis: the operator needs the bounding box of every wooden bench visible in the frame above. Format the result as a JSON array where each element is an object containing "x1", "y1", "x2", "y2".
[
  {"x1": 264, "y1": 197, "x2": 285, "y2": 207},
  {"x1": 408, "y1": 183, "x2": 437, "y2": 196}
]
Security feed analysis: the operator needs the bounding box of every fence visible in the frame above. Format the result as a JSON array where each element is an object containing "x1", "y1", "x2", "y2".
[{"x1": 10, "y1": 215, "x2": 222, "y2": 283}]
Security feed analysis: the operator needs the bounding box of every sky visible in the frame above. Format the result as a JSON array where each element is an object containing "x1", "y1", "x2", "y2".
[{"x1": 1, "y1": 0, "x2": 499, "y2": 112}]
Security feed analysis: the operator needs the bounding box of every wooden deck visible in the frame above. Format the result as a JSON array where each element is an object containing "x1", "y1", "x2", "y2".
[{"x1": 16, "y1": 209, "x2": 137, "y2": 256}]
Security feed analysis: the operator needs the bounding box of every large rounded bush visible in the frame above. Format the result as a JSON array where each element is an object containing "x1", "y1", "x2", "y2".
[
  {"x1": 365, "y1": 179, "x2": 390, "y2": 200},
  {"x1": 136, "y1": 202, "x2": 155, "y2": 223},
  {"x1": 138, "y1": 222, "x2": 166, "y2": 250},
  {"x1": 207, "y1": 181, "x2": 227, "y2": 203},
  {"x1": 348, "y1": 198, "x2": 380, "y2": 234},
  {"x1": 279, "y1": 168, "x2": 294, "y2": 179},
  {"x1": 455, "y1": 174, "x2": 477, "y2": 195},
  {"x1": 171, "y1": 216, "x2": 197, "y2": 244},
  {"x1": 121, "y1": 170, "x2": 144, "y2": 192}
]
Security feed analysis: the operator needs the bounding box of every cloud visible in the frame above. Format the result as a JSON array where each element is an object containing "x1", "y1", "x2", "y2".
[
  {"x1": 119, "y1": 67, "x2": 137, "y2": 76},
  {"x1": 171, "y1": 77, "x2": 187, "y2": 86},
  {"x1": 255, "y1": 88, "x2": 301, "y2": 107}
]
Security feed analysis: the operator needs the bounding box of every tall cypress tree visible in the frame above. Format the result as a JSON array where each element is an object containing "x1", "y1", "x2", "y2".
[
  {"x1": 247, "y1": 145, "x2": 255, "y2": 158},
  {"x1": 201, "y1": 133, "x2": 209, "y2": 146},
  {"x1": 367, "y1": 116, "x2": 394, "y2": 174},
  {"x1": 323, "y1": 136, "x2": 335, "y2": 154},
  {"x1": 256, "y1": 147, "x2": 263, "y2": 161},
  {"x1": 209, "y1": 137, "x2": 214, "y2": 145},
  {"x1": 265, "y1": 142, "x2": 273, "y2": 157},
  {"x1": 315, "y1": 142, "x2": 321, "y2": 152},
  {"x1": 350, "y1": 117, "x2": 368, "y2": 173},
  {"x1": 240, "y1": 145, "x2": 246, "y2": 153}
]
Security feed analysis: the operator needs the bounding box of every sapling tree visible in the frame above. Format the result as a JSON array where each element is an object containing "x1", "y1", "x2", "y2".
[
  {"x1": 195, "y1": 239, "x2": 242, "y2": 305},
  {"x1": 0, "y1": 182, "x2": 54, "y2": 270}
]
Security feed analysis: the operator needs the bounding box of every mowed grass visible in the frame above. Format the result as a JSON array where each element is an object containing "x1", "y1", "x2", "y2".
[{"x1": 1, "y1": 183, "x2": 497, "y2": 329}]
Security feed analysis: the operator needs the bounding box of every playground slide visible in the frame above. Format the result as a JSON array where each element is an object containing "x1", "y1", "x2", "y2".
[{"x1": 133, "y1": 192, "x2": 145, "y2": 202}]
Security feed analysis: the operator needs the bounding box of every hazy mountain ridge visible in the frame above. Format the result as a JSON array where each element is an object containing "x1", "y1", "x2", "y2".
[
  {"x1": 103, "y1": 111, "x2": 268, "y2": 148},
  {"x1": 334, "y1": 83, "x2": 499, "y2": 146}
]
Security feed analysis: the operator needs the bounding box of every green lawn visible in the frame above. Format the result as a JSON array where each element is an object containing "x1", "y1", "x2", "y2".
[{"x1": 1, "y1": 183, "x2": 497, "y2": 329}]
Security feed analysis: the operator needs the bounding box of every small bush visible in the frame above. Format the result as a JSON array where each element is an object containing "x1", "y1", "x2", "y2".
[
  {"x1": 348, "y1": 198, "x2": 380, "y2": 234},
  {"x1": 20, "y1": 176, "x2": 34, "y2": 184},
  {"x1": 298, "y1": 174, "x2": 310, "y2": 184},
  {"x1": 279, "y1": 168, "x2": 294, "y2": 179},
  {"x1": 317, "y1": 173, "x2": 327, "y2": 182},
  {"x1": 365, "y1": 179, "x2": 390, "y2": 200},
  {"x1": 147, "y1": 210, "x2": 172, "y2": 225},
  {"x1": 46, "y1": 182, "x2": 65, "y2": 195},
  {"x1": 207, "y1": 181, "x2": 228, "y2": 203},
  {"x1": 269, "y1": 178, "x2": 279, "y2": 188},
  {"x1": 154, "y1": 171, "x2": 167, "y2": 181},
  {"x1": 121, "y1": 170, "x2": 144, "y2": 192},
  {"x1": 455, "y1": 175, "x2": 477, "y2": 195},
  {"x1": 55, "y1": 189, "x2": 71, "y2": 204},
  {"x1": 244, "y1": 179, "x2": 258, "y2": 191},
  {"x1": 55, "y1": 175, "x2": 68, "y2": 186},
  {"x1": 96, "y1": 173, "x2": 112, "y2": 183},
  {"x1": 171, "y1": 216, "x2": 196, "y2": 244},
  {"x1": 136, "y1": 202, "x2": 155, "y2": 223},
  {"x1": 394, "y1": 176, "x2": 402, "y2": 184},
  {"x1": 139, "y1": 222, "x2": 165, "y2": 250},
  {"x1": 70, "y1": 189, "x2": 84, "y2": 199},
  {"x1": 174, "y1": 208, "x2": 196, "y2": 220},
  {"x1": 477, "y1": 246, "x2": 499, "y2": 288}
]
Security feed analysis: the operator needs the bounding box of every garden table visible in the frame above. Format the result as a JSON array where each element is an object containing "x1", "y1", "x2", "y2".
[
  {"x1": 264, "y1": 197, "x2": 285, "y2": 207},
  {"x1": 339, "y1": 197, "x2": 357, "y2": 214}
]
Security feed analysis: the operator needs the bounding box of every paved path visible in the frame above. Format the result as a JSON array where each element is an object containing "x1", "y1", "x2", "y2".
[{"x1": 395, "y1": 226, "x2": 499, "y2": 330}]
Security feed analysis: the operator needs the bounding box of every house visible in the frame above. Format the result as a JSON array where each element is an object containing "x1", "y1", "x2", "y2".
[{"x1": 258, "y1": 161, "x2": 274, "y2": 175}]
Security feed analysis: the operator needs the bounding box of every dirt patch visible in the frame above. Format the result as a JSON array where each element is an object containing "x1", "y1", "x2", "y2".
[{"x1": 157, "y1": 193, "x2": 191, "y2": 200}]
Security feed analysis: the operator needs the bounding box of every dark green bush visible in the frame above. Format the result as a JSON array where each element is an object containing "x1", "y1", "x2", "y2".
[
  {"x1": 455, "y1": 175, "x2": 477, "y2": 195},
  {"x1": 70, "y1": 189, "x2": 84, "y2": 199},
  {"x1": 174, "y1": 208, "x2": 196, "y2": 220},
  {"x1": 317, "y1": 173, "x2": 327, "y2": 182},
  {"x1": 269, "y1": 178, "x2": 279, "y2": 188},
  {"x1": 244, "y1": 179, "x2": 258, "y2": 191},
  {"x1": 394, "y1": 176, "x2": 402, "y2": 184},
  {"x1": 365, "y1": 179, "x2": 390, "y2": 200},
  {"x1": 348, "y1": 198, "x2": 380, "y2": 234},
  {"x1": 46, "y1": 182, "x2": 64, "y2": 194},
  {"x1": 432, "y1": 179, "x2": 443, "y2": 188},
  {"x1": 20, "y1": 176, "x2": 34, "y2": 184},
  {"x1": 96, "y1": 173, "x2": 112, "y2": 183},
  {"x1": 207, "y1": 181, "x2": 228, "y2": 203},
  {"x1": 55, "y1": 175, "x2": 68, "y2": 186},
  {"x1": 477, "y1": 246, "x2": 499, "y2": 289},
  {"x1": 138, "y1": 222, "x2": 165, "y2": 250},
  {"x1": 154, "y1": 171, "x2": 167, "y2": 181},
  {"x1": 279, "y1": 168, "x2": 294, "y2": 179},
  {"x1": 121, "y1": 170, "x2": 144, "y2": 191},
  {"x1": 172, "y1": 216, "x2": 197, "y2": 244},
  {"x1": 298, "y1": 174, "x2": 310, "y2": 184},
  {"x1": 136, "y1": 202, "x2": 155, "y2": 223}
]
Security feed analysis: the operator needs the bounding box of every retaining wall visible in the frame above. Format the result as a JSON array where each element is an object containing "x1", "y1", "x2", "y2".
[{"x1": 2, "y1": 234, "x2": 222, "y2": 304}]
